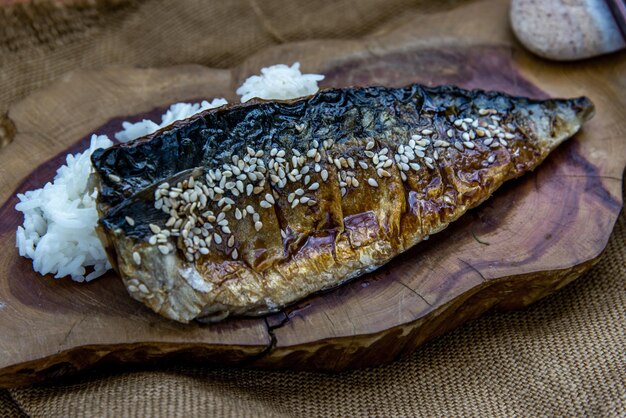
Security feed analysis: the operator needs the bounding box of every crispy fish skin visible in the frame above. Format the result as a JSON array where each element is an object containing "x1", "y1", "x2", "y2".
[{"x1": 92, "y1": 84, "x2": 594, "y2": 323}]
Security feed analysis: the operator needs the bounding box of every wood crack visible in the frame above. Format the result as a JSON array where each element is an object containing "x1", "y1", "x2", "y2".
[
  {"x1": 458, "y1": 258, "x2": 487, "y2": 283},
  {"x1": 397, "y1": 280, "x2": 432, "y2": 307}
]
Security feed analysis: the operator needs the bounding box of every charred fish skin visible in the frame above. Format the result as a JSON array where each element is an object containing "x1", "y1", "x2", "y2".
[{"x1": 92, "y1": 84, "x2": 594, "y2": 323}]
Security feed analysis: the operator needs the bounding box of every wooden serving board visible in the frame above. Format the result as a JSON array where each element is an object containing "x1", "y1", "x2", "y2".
[{"x1": 0, "y1": 1, "x2": 624, "y2": 387}]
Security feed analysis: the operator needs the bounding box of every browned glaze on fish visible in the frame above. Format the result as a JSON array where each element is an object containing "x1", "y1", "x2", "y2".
[{"x1": 91, "y1": 84, "x2": 594, "y2": 323}]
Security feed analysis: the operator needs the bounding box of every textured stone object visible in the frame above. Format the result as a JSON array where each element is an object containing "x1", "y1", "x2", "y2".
[{"x1": 511, "y1": 0, "x2": 626, "y2": 60}]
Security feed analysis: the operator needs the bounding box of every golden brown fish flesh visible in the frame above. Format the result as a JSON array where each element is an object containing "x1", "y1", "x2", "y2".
[{"x1": 91, "y1": 84, "x2": 594, "y2": 323}]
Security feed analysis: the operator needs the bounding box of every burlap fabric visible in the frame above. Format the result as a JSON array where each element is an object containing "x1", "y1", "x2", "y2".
[{"x1": 1, "y1": 0, "x2": 624, "y2": 416}]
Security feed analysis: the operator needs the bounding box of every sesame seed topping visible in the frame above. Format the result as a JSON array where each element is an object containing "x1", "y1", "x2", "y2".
[
  {"x1": 368, "y1": 178, "x2": 379, "y2": 187},
  {"x1": 125, "y1": 216, "x2": 135, "y2": 226},
  {"x1": 133, "y1": 252, "x2": 141, "y2": 265},
  {"x1": 158, "y1": 245, "x2": 170, "y2": 255}
]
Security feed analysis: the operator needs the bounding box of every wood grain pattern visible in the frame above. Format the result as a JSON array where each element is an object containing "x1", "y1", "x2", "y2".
[{"x1": 0, "y1": 0, "x2": 623, "y2": 387}]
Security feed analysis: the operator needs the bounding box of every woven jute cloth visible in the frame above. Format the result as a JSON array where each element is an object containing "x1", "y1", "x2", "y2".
[{"x1": 1, "y1": 1, "x2": 624, "y2": 416}]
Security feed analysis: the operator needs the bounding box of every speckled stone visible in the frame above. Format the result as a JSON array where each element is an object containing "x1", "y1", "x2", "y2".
[{"x1": 511, "y1": 0, "x2": 625, "y2": 60}]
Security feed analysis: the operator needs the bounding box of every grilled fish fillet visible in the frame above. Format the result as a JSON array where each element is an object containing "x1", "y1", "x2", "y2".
[{"x1": 91, "y1": 84, "x2": 594, "y2": 323}]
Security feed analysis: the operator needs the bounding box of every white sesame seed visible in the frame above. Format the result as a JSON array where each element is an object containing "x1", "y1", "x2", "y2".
[
  {"x1": 125, "y1": 216, "x2": 135, "y2": 226},
  {"x1": 158, "y1": 245, "x2": 170, "y2": 255},
  {"x1": 400, "y1": 172, "x2": 407, "y2": 181},
  {"x1": 292, "y1": 199, "x2": 300, "y2": 208},
  {"x1": 483, "y1": 137, "x2": 494, "y2": 146},
  {"x1": 341, "y1": 187, "x2": 347, "y2": 196},
  {"x1": 232, "y1": 249, "x2": 238, "y2": 260},
  {"x1": 321, "y1": 170, "x2": 329, "y2": 182},
  {"x1": 263, "y1": 193, "x2": 274, "y2": 204},
  {"x1": 260, "y1": 200, "x2": 272, "y2": 209},
  {"x1": 149, "y1": 224, "x2": 161, "y2": 234},
  {"x1": 309, "y1": 182, "x2": 320, "y2": 191},
  {"x1": 464, "y1": 141, "x2": 475, "y2": 149},
  {"x1": 214, "y1": 233, "x2": 222, "y2": 244},
  {"x1": 228, "y1": 235, "x2": 235, "y2": 247},
  {"x1": 462, "y1": 132, "x2": 470, "y2": 141},
  {"x1": 108, "y1": 174, "x2": 121, "y2": 183},
  {"x1": 410, "y1": 163, "x2": 420, "y2": 171},
  {"x1": 359, "y1": 161, "x2": 368, "y2": 169},
  {"x1": 454, "y1": 119, "x2": 463, "y2": 127},
  {"x1": 488, "y1": 154, "x2": 496, "y2": 163},
  {"x1": 366, "y1": 141, "x2": 375, "y2": 150},
  {"x1": 132, "y1": 252, "x2": 141, "y2": 265},
  {"x1": 368, "y1": 178, "x2": 379, "y2": 187},
  {"x1": 199, "y1": 247, "x2": 210, "y2": 255},
  {"x1": 421, "y1": 129, "x2": 433, "y2": 135},
  {"x1": 454, "y1": 142, "x2": 464, "y2": 151}
]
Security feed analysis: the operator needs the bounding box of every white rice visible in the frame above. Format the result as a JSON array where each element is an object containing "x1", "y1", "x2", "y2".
[
  {"x1": 15, "y1": 62, "x2": 324, "y2": 282},
  {"x1": 236, "y1": 62, "x2": 324, "y2": 102},
  {"x1": 115, "y1": 98, "x2": 228, "y2": 143},
  {"x1": 15, "y1": 135, "x2": 114, "y2": 282}
]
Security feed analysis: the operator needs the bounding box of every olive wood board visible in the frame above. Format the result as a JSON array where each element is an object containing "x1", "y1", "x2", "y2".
[{"x1": 0, "y1": 0, "x2": 624, "y2": 387}]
